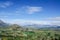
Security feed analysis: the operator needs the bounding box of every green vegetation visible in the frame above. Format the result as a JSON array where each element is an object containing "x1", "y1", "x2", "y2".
[{"x1": 0, "y1": 24, "x2": 60, "y2": 40}]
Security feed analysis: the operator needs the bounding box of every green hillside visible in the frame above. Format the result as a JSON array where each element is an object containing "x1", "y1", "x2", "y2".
[{"x1": 0, "y1": 24, "x2": 60, "y2": 40}]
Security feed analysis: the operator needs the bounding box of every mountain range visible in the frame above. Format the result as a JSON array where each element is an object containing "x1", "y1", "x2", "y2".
[
  {"x1": 0, "y1": 20, "x2": 9, "y2": 27},
  {"x1": 0, "y1": 20, "x2": 60, "y2": 30}
]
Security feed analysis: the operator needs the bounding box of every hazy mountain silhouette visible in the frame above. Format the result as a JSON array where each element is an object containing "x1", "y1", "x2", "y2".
[
  {"x1": 0, "y1": 20, "x2": 8, "y2": 27},
  {"x1": 0, "y1": 19, "x2": 60, "y2": 30}
]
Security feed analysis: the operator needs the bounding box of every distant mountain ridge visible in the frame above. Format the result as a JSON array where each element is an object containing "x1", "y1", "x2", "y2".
[
  {"x1": 0, "y1": 20, "x2": 9, "y2": 27},
  {"x1": 24, "y1": 24, "x2": 60, "y2": 30},
  {"x1": 0, "y1": 20, "x2": 60, "y2": 30}
]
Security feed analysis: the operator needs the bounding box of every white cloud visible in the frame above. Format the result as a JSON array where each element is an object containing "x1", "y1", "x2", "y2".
[
  {"x1": 16, "y1": 6, "x2": 42, "y2": 14},
  {"x1": 1, "y1": 19, "x2": 50, "y2": 25},
  {"x1": 0, "y1": 1, "x2": 13, "y2": 8},
  {"x1": 1, "y1": 17, "x2": 60, "y2": 26},
  {"x1": 26, "y1": 6, "x2": 42, "y2": 14},
  {"x1": 47, "y1": 17, "x2": 60, "y2": 21},
  {"x1": 43, "y1": 17, "x2": 60, "y2": 26}
]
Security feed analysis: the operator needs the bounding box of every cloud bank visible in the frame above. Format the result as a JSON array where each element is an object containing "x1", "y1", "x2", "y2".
[
  {"x1": 26, "y1": 6, "x2": 42, "y2": 14},
  {"x1": 16, "y1": 6, "x2": 42, "y2": 14},
  {"x1": 1, "y1": 17, "x2": 60, "y2": 26}
]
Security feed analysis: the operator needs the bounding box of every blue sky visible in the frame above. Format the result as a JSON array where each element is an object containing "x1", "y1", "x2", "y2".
[{"x1": 0, "y1": 0, "x2": 60, "y2": 25}]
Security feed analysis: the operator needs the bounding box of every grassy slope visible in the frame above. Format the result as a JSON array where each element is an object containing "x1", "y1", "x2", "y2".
[{"x1": 0, "y1": 26, "x2": 60, "y2": 40}]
